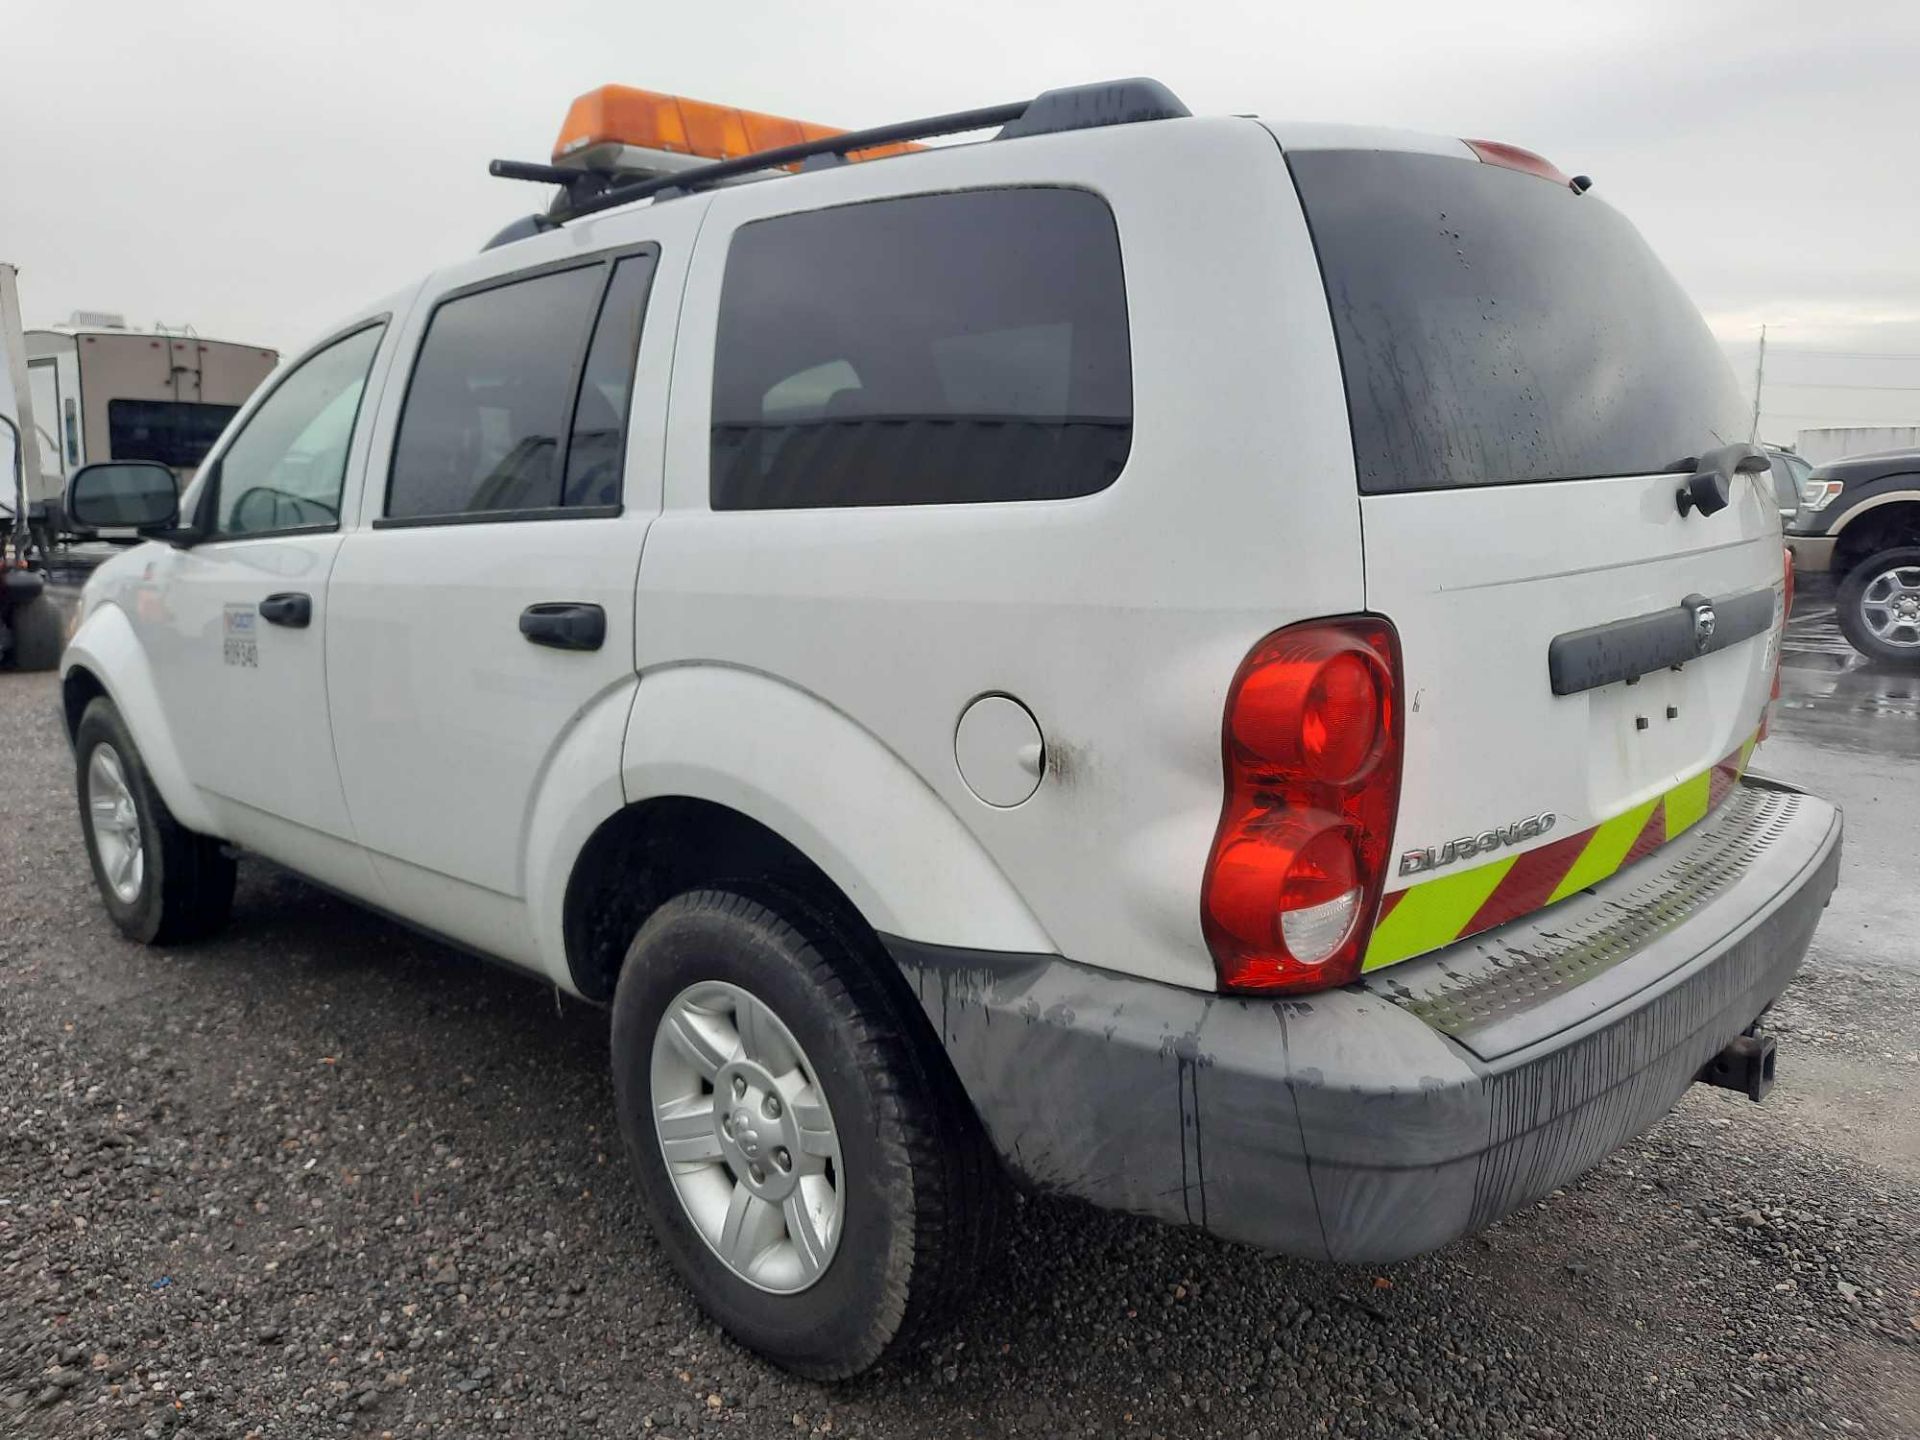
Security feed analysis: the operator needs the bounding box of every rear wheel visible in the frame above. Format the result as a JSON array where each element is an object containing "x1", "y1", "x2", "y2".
[
  {"x1": 1837, "y1": 546, "x2": 1920, "y2": 665},
  {"x1": 610, "y1": 888, "x2": 1005, "y2": 1378},
  {"x1": 74, "y1": 697, "x2": 236, "y2": 944}
]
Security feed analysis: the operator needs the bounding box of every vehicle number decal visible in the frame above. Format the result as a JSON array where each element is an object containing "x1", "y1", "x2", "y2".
[{"x1": 222, "y1": 604, "x2": 259, "y2": 668}]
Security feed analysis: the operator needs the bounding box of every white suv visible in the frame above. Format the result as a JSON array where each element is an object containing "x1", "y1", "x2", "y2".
[{"x1": 59, "y1": 79, "x2": 1841, "y2": 1377}]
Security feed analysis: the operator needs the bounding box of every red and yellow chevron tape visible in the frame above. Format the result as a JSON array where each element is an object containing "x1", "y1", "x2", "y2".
[{"x1": 1362, "y1": 731, "x2": 1760, "y2": 972}]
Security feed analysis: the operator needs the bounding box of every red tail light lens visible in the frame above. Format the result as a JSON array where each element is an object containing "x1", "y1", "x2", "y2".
[
  {"x1": 1202, "y1": 619, "x2": 1404, "y2": 994},
  {"x1": 1463, "y1": 138, "x2": 1573, "y2": 185}
]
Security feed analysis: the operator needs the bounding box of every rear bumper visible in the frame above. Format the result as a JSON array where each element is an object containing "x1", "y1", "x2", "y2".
[{"x1": 890, "y1": 779, "x2": 1841, "y2": 1262}]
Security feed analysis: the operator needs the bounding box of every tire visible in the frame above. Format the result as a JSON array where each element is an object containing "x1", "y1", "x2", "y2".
[
  {"x1": 74, "y1": 697, "x2": 236, "y2": 944},
  {"x1": 610, "y1": 888, "x2": 1006, "y2": 1378},
  {"x1": 1837, "y1": 546, "x2": 1920, "y2": 665},
  {"x1": 7, "y1": 592, "x2": 64, "y2": 671}
]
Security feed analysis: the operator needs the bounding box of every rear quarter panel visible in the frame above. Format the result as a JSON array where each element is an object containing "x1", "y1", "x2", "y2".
[{"x1": 630, "y1": 117, "x2": 1364, "y2": 988}]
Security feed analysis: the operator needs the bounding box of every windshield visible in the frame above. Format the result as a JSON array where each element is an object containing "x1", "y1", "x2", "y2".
[{"x1": 1287, "y1": 149, "x2": 1747, "y2": 494}]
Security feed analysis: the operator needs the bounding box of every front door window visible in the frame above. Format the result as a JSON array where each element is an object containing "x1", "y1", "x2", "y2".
[{"x1": 213, "y1": 324, "x2": 385, "y2": 538}]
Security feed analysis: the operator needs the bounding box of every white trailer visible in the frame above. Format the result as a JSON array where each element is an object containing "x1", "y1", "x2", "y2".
[
  {"x1": 26, "y1": 318, "x2": 278, "y2": 499},
  {"x1": 2, "y1": 261, "x2": 59, "y2": 668},
  {"x1": 3, "y1": 265, "x2": 277, "y2": 665}
]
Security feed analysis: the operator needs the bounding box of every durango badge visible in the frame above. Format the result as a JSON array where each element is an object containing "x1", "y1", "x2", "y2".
[{"x1": 1398, "y1": 812, "x2": 1558, "y2": 877}]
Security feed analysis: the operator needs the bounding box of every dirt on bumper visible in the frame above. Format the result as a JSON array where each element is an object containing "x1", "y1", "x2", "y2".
[{"x1": 890, "y1": 781, "x2": 1842, "y2": 1262}]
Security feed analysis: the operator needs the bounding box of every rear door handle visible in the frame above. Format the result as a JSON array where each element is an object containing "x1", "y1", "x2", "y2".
[
  {"x1": 259, "y1": 592, "x2": 312, "y2": 628},
  {"x1": 519, "y1": 602, "x2": 605, "y2": 652}
]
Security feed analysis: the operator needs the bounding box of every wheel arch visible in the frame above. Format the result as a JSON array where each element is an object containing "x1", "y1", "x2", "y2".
[
  {"x1": 60, "y1": 604, "x2": 219, "y2": 833},
  {"x1": 1830, "y1": 487, "x2": 1920, "y2": 572},
  {"x1": 563, "y1": 794, "x2": 859, "y2": 1001},
  {"x1": 559, "y1": 664, "x2": 1054, "y2": 1001}
]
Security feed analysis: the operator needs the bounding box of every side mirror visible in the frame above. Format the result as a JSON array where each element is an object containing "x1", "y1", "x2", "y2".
[{"x1": 66, "y1": 461, "x2": 180, "y2": 533}]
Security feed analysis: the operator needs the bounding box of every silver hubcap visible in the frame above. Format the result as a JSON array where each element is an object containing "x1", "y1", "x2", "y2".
[
  {"x1": 650, "y1": 981, "x2": 842, "y2": 1293},
  {"x1": 86, "y1": 744, "x2": 145, "y2": 905},
  {"x1": 1861, "y1": 565, "x2": 1920, "y2": 648}
]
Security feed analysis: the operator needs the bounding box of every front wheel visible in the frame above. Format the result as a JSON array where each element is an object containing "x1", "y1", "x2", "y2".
[
  {"x1": 1837, "y1": 546, "x2": 1920, "y2": 665},
  {"x1": 74, "y1": 697, "x2": 236, "y2": 944},
  {"x1": 610, "y1": 889, "x2": 1005, "y2": 1378}
]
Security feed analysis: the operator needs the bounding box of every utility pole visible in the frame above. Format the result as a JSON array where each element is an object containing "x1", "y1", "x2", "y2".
[{"x1": 1749, "y1": 323, "x2": 1767, "y2": 443}]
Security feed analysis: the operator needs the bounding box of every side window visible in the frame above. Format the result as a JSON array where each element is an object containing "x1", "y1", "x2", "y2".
[
  {"x1": 386, "y1": 252, "x2": 654, "y2": 523},
  {"x1": 214, "y1": 323, "x2": 384, "y2": 538},
  {"x1": 710, "y1": 188, "x2": 1132, "y2": 510},
  {"x1": 562, "y1": 254, "x2": 657, "y2": 508},
  {"x1": 1768, "y1": 455, "x2": 1799, "y2": 510}
]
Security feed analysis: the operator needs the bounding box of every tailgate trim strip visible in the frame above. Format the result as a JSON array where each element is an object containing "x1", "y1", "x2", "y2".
[
  {"x1": 1364, "y1": 782, "x2": 1834, "y2": 1062},
  {"x1": 1547, "y1": 586, "x2": 1776, "y2": 696},
  {"x1": 1363, "y1": 729, "x2": 1759, "y2": 972}
]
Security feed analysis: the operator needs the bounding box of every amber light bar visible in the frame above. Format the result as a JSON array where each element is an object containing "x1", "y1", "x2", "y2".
[{"x1": 553, "y1": 85, "x2": 921, "y2": 172}]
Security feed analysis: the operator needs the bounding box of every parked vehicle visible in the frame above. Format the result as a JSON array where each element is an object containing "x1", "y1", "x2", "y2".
[
  {"x1": 2, "y1": 262, "x2": 60, "y2": 670},
  {"x1": 60, "y1": 79, "x2": 1840, "y2": 1377},
  {"x1": 1766, "y1": 444, "x2": 1811, "y2": 523},
  {"x1": 26, "y1": 315, "x2": 276, "y2": 538},
  {"x1": 1784, "y1": 447, "x2": 1920, "y2": 661}
]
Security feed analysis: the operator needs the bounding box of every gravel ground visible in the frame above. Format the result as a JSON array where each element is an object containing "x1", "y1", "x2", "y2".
[{"x1": 4, "y1": 663, "x2": 1918, "y2": 1439}]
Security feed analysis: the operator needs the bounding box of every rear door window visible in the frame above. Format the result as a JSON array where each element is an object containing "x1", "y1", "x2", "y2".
[
  {"x1": 1288, "y1": 150, "x2": 1747, "y2": 493},
  {"x1": 386, "y1": 251, "x2": 655, "y2": 522},
  {"x1": 710, "y1": 187, "x2": 1132, "y2": 510},
  {"x1": 563, "y1": 254, "x2": 658, "y2": 508}
]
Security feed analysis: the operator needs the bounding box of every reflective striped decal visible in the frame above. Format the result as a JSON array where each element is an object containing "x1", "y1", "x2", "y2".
[{"x1": 1361, "y1": 732, "x2": 1759, "y2": 973}]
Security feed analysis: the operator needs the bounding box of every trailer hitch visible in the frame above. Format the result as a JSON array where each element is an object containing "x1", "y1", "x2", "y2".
[{"x1": 1696, "y1": 1027, "x2": 1776, "y2": 1103}]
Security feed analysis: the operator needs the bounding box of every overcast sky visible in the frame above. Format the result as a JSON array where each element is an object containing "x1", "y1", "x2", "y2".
[{"x1": 4, "y1": 0, "x2": 1917, "y2": 445}]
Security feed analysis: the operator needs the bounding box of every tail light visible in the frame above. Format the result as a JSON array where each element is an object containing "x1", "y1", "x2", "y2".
[
  {"x1": 1202, "y1": 618, "x2": 1404, "y2": 994},
  {"x1": 1761, "y1": 546, "x2": 1793, "y2": 740}
]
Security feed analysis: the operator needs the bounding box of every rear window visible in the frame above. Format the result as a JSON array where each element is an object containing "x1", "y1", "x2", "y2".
[
  {"x1": 710, "y1": 187, "x2": 1132, "y2": 510},
  {"x1": 108, "y1": 399, "x2": 240, "y2": 470},
  {"x1": 1288, "y1": 150, "x2": 1747, "y2": 493}
]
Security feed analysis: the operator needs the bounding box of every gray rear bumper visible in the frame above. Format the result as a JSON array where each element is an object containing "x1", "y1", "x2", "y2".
[{"x1": 889, "y1": 780, "x2": 1841, "y2": 1263}]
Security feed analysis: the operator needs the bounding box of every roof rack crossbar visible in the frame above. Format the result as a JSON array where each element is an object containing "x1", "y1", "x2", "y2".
[
  {"x1": 483, "y1": 78, "x2": 1191, "y2": 246},
  {"x1": 490, "y1": 159, "x2": 585, "y2": 187},
  {"x1": 551, "y1": 99, "x2": 1028, "y2": 222}
]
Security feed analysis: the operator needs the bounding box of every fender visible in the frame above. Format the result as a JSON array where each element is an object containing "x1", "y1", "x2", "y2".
[
  {"x1": 1829, "y1": 485, "x2": 1920, "y2": 539},
  {"x1": 521, "y1": 675, "x2": 643, "y2": 988},
  {"x1": 618, "y1": 664, "x2": 1056, "y2": 956},
  {"x1": 61, "y1": 602, "x2": 220, "y2": 835}
]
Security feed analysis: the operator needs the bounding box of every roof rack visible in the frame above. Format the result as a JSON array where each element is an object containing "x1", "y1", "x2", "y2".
[{"x1": 483, "y1": 78, "x2": 1188, "y2": 247}]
